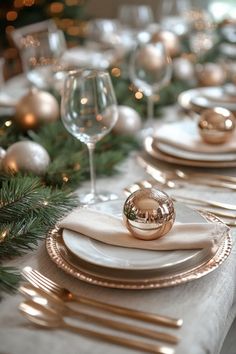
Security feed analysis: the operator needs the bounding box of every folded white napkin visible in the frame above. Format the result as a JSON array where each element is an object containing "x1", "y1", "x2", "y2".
[
  {"x1": 154, "y1": 120, "x2": 236, "y2": 154},
  {"x1": 59, "y1": 207, "x2": 228, "y2": 251}
]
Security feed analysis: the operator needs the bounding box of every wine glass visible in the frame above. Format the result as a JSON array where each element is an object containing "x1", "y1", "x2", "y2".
[
  {"x1": 61, "y1": 69, "x2": 118, "y2": 204},
  {"x1": 20, "y1": 29, "x2": 66, "y2": 90},
  {"x1": 159, "y1": 0, "x2": 190, "y2": 36},
  {"x1": 129, "y1": 40, "x2": 172, "y2": 135},
  {"x1": 118, "y1": 4, "x2": 154, "y2": 48},
  {"x1": 118, "y1": 4, "x2": 154, "y2": 32}
]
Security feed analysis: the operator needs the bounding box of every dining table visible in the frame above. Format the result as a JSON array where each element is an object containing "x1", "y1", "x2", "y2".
[{"x1": 1, "y1": 75, "x2": 236, "y2": 354}]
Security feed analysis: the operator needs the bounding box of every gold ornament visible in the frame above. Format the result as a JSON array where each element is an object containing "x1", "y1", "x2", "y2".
[
  {"x1": 113, "y1": 106, "x2": 142, "y2": 134},
  {"x1": 14, "y1": 88, "x2": 59, "y2": 131},
  {"x1": 136, "y1": 43, "x2": 168, "y2": 71},
  {"x1": 151, "y1": 30, "x2": 180, "y2": 58},
  {"x1": 2, "y1": 141, "x2": 50, "y2": 175},
  {"x1": 196, "y1": 63, "x2": 226, "y2": 87},
  {"x1": 198, "y1": 107, "x2": 235, "y2": 144},
  {"x1": 123, "y1": 188, "x2": 175, "y2": 240}
]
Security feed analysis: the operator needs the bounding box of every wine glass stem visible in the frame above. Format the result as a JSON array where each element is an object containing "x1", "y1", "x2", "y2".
[
  {"x1": 147, "y1": 95, "x2": 154, "y2": 127},
  {"x1": 87, "y1": 142, "x2": 97, "y2": 198}
]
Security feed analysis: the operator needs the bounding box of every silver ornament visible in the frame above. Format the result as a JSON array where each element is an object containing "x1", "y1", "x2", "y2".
[
  {"x1": 113, "y1": 105, "x2": 142, "y2": 134},
  {"x1": 123, "y1": 188, "x2": 175, "y2": 240},
  {"x1": 198, "y1": 107, "x2": 235, "y2": 144},
  {"x1": 3, "y1": 141, "x2": 50, "y2": 175},
  {"x1": 0, "y1": 147, "x2": 6, "y2": 170},
  {"x1": 173, "y1": 57, "x2": 195, "y2": 83}
]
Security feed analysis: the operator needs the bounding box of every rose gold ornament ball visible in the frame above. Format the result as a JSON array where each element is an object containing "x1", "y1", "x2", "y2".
[
  {"x1": 198, "y1": 107, "x2": 235, "y2": 144},
  {"x1": 14, "y1": 89, "x2": 59, "y2": 131}
]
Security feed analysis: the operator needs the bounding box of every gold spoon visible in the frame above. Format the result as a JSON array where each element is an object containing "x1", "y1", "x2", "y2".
[
  {"x1": 19, "y1": 300, "x2": 175, "y2": 354},
  {"x1": 19, "y1": 283, "x2": 179, "y2": 344}
]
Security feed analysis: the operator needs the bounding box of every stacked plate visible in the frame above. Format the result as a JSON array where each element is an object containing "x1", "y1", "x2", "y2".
[
  {"x1": 178, "y1": 86, "x2": 236, "y2": 115},
  {"x1": 144, "y1": 119, "x2": 236, "y2": 168},
  {"x1": 46, "y1": 200, "x2": 231, "y2": 290}
]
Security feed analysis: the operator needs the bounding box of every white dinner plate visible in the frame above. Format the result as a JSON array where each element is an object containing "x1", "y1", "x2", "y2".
[
  {"x1": 153, "y1": 120, "x2": 236, "y2": 162},
  {"x1": 0, "y1": 74, "x2": 29, "y2": 115},
  {"x1": 157, "y1": 142, "x2": 236, "y2": 162},
  {"x1": 62, "y1": 200, "x2": 214, "y2": 273},
  {"x1": 62, "y1": 46, "x2": 117, "y2": 69},
  {"x1": 178, "y1": 86, "x2": 236, "y2": 114}
]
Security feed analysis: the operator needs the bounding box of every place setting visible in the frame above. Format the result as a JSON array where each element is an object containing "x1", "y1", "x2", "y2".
[
  {"x1": 44, "y1": 186, "x2": 232, "y2": 290},
  {"x1": 178, "y1": 85, "x2": 236, "y2": 115},
  {"x1": 143, "y1": 106, "x2": 236, "y2": 168}
]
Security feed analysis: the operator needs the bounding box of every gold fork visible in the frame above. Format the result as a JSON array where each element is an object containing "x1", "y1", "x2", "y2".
[
  {"x1": 19, "y1": 300, "x2": 175, "y2": 354},
  {"x1": 22, "y1": 267, "x2": 183, "y2": 328},
  {"x1": 19, "y1": 283, "x2": 179, "y2": 344}
]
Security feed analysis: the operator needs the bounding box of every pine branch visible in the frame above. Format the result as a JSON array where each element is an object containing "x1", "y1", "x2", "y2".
[
  {"x1": 0, "y1": 175, "x2": 77, "y2": 224},
  {"x1": 0, "y1": 218, "x2": 43, "y2": 258},
  {"x1": 0, "y1": 266, "x2": 21, "y2": 297},
  {"x1": 0, "y1": 175, "x2": 78, "y2": 259}
]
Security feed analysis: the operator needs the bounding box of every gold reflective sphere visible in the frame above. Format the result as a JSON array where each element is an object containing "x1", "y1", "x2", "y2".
[
  {"x1": 152, "y1": 30, "x2": 180, "y2": 58},
  {"x1": 195, "y1": 63, "x2": 226, "y2": 86},
  {"x1": 14, "y1": 88, "x2": 59, "y2": 131},
  {"x1": 198, "y1": 107, "x2": 236, "y2": 144},
  {"x1": 123, "y1": 188, "x2": 175, "y2": 240}
]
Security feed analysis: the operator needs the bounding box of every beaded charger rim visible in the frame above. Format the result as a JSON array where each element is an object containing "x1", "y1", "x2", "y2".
[{"x1": 46, "y1": 211, "x2": 232, "y2": 290}]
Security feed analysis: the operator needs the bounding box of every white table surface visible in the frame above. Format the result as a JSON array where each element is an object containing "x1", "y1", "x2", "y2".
[
  {"x1": 0, "y1": 78, "x2": 236, "y2": 354},
  {"x1": 0, "y1": 149, "x2": 236, "y2": 354}
]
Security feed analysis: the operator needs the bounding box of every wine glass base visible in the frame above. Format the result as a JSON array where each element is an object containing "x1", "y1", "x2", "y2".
[{"x1": 79, "y1": 191, "x2": 119, "y2": 205}]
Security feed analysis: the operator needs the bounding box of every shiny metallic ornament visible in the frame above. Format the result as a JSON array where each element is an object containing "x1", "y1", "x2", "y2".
[
  {"x1": 123, "y1": 188, "x2": 175, "y2": 240},
  {"x1": 14, "y1": 88, "x2": 59, "y2": 131},
  {"x1": 2, "y1": 141, "x2": 50, "y2": 175},
  {"x1": 173, "y1": 57, "x2": 195, "y2": 83},
  {"x1": 113, "y1": 105, "x2": 142, "y2": 134},
  {"x1": 198, "y1": 107, "x2": 235, "y2": 144},
  {"x1": 196, "y1": 63, "x2": 226, "y2": 87},
  {"x1": 152, "y1": 30, "x2": 180, "y2": 58},
  {"x1": 136, "y1": 43, "x2": 168, "y2": 71}
]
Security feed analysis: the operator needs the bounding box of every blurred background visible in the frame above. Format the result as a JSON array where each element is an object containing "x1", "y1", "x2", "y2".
[{"x1": 1, "y1": 0, "x2": 236, "y2": 79}]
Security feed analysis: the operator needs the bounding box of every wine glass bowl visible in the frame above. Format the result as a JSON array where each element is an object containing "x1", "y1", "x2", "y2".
[
  {"x1": 20, "y1": 29, "x2": 66, "y2": 90},
  {"x1": 129, "y1": 40, "x2": 172, "y2": 134},
  {"x1": 61, "y1": 69, "x2": 118, "y2": 204},
  {"x1": 118, "y1": 5, "x2": 154, "y2": 31}
]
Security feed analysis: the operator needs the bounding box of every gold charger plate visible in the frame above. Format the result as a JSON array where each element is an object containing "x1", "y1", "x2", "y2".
[
  {"x1": 46, "y1": 212, "x2": 232, "y2": 290},
  {"x1": 144, "y1": 136, "x2": 236, "y2": 168}
]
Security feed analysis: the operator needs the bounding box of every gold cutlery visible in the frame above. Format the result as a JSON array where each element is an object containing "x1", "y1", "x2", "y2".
[
  {"x1": 174, "y1": 169, "x2": 236, "y2": 185},
  {"x1": 124, "y1": 181, "x2": 236, "y2": 225},
  {"x1": 22, "y1": 267, "x2": 183, "y2": 328},
  {"x1": 125, "y1": 181, "x2": 236, "y2": 213},
  {"x1": 137, "y1": 155, "x2": 236, "y2": 190},
  {"x1": 170, "y1": 195, "x2": 236, "y2": 211},
  {"x1": 19, "y1": 283, "x2": 179, "y2": 344},
  {"x1": 19, "y1": 300, "x2": 175, "y2": 354}
]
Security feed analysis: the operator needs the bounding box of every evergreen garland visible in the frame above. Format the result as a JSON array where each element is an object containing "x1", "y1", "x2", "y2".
[{"x1": 0, "y1": 118, "x2": 139, "y2": 295}]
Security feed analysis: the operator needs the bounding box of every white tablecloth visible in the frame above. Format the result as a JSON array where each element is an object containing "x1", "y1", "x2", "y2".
[{"x1": 0, "y1": 147, "x2": 236, "y2": 354}]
